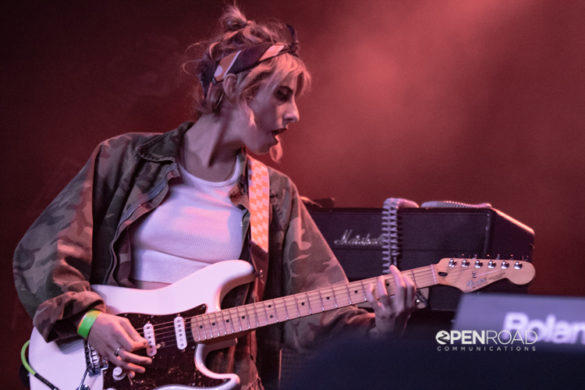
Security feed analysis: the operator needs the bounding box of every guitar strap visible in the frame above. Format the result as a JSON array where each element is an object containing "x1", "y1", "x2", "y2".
[
  {"x1": 247, "y1": 156, "x2": 271, "y2": 298},
  {"x1": 247, "y1": 156, "x2": 270, "y2": 253}
]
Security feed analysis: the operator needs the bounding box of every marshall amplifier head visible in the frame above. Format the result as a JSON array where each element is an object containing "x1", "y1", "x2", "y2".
[{"x1": 307, "y1": 202, "x2": 535, "y2": 311}]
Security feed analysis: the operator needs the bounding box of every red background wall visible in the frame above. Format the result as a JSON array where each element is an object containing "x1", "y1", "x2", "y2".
[{"x1": 2, "y1": 1, "x2": 584, "y2": 387}]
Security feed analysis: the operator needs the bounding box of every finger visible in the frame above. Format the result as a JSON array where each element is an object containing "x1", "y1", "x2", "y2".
[
  {"x1": 401, "y1": 272, "x2": 416, "y2": 308},
  {"x1": 106, "y1": 347, "x2": 147, "y2": 373},
  {"x1": 364, "y1": 282, "x2": 380, "y2": 308},
  {"x1": 118, "y1": 349, "x2": 152, "y2": 366},
  {"x1": 120, "y1": 318, "x2": 148, "y2": 349},
  {"x1": 111, "y1": 354, "x2": 145, "y2": 374},
  {"x1": 375, "y1": 276, "x2": 392, "y2": 308},
  {"x1": 389, "y1": 265, "x2": 407, "y2": 311},
  {"x1": 116, "y1": 351, "x2": 150, "y2": 374}
]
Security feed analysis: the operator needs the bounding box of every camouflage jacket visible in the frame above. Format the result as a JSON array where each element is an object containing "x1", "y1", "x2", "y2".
[{"x1": 13, "y1": 122, "x2": 373, "y2": 389}]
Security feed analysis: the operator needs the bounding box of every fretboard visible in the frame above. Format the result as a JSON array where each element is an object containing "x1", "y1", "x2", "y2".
[{"x1": 189, "y1": 264, "x2": 438, "y2": 342}]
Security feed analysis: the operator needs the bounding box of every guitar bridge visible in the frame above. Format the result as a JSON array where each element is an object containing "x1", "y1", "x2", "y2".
[{"x1": 84, "y1": 342, "x2": 108, "y2": 376}]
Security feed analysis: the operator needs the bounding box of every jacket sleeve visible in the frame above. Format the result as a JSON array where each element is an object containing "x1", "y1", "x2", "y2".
[
  {"x1": 278, "y1": 179, "x2": 374, "y2": 352},
  {"x1": 13, "y1": 144, "x2": 109, "y2": 342}
]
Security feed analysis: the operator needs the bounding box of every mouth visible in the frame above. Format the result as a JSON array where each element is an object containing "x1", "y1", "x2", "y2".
[{"x1": 272, "y1": 128, "x2": 287, "y2": 136}]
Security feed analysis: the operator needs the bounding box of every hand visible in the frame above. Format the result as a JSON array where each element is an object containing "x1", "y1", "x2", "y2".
[
  {"x1": 86, "y1": 313, "x2": 152, "y2": 377},
  {"x1": 366, "y1": 265, "x2": 416, "y2": 337}
]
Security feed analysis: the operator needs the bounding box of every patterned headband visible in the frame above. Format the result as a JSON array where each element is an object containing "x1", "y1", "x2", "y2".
[{"x1": 201, "y1": 40, "x2": 297, "y2": 97}]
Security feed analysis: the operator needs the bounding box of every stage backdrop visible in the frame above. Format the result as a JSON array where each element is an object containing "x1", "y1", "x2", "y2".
[{"x1": 3, "y1": 0, "x2": 585, "y2": 387}]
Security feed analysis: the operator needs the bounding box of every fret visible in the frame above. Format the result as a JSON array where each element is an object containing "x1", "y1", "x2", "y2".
[
  {"x1": 209, "y1": 312, "x2": 221, "y2": 338},
  {"x1": 303, "y1": 291, "x2": 313, "y2": 315},
  {"x1": 318, "y1": 290, "x2": 328, "y2": 311},
  {"x1": 190, "y1": 316, "x2": 200, "y2": 342},
  {"x1": 218, "y1": 310, "x2": 228, "y2": 335},
  {"x1": 200, "y1": 315, "x2": 210, "y2": 341},
  {"x1": 289, "y1": 295, "x2": 302, "y2": 318},
  {"x1": 292, "y1": 294, "x2": 305, "y2": 317},
  {"x1": 306, "y1": 291, "x2": 319, "y2": 313},
  {"x1": 332, "y1": 284, "x2": 348, "y2": 306},
  {"x1": 243, "y1": 304, "x2": 255, "y2": 329},
  {"x1": 254, "y1": 301, "x2": 267, "y2": 327},
  {"x1": 233, "y1": 306, "x2": 243, "y2": 331},
  {"x1": 226, "y1": 308, "x2": 237, "y2": 334},
  {"x1": 230, "y1": 306, "x2": 242, "y2": 333},
  {"x1": 264, "y1": 300, "x2": 277, "y2": 323},
  {"x1": 358, "y1": 280, "x2": 368, "y2": 302},
  {"x1": 222, "y1": 309, "x2": 235, "y2": 335},
  {"x1": 330, "y1": 286, "x2": 339, "y2": 309},
  {"x1": 281, "y1": 298, "x2": 290, "y2": 321}
]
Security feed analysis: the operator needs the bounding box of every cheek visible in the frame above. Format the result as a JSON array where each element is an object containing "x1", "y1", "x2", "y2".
[{"x1": 252, "y1": 105, "x2": 275, "y2": 129}]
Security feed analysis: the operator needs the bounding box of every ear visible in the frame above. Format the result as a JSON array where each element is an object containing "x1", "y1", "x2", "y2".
[{"x1": 222, "y1": 74, "x2": 239, "y2": 102}]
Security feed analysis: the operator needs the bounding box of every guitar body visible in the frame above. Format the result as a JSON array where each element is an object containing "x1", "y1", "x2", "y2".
[{"x1": 29, "y1": 260, "x2": 256, "y2": 390}]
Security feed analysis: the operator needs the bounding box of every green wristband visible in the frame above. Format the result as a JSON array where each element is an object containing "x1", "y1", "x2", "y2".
[{"x1": 77, "y1": 310, "x2": 102, "y2": 339}]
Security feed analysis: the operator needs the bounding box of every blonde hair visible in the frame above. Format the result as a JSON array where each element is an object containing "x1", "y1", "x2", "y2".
[{"x1": 185, "y1": 5, "x2": 311, "y2": 116}]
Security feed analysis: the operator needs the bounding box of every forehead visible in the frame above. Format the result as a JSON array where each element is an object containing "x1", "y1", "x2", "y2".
[{"x1": 260, "y1": 71, "x2": 299, "y2": 94}]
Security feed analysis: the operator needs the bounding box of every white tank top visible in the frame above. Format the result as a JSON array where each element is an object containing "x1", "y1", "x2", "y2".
[{"x1": 130, "y1": 158, "x2": 244, "y2": 288}]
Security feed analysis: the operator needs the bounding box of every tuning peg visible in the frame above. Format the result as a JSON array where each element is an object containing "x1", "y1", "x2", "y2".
[
  {"x1": 448, "y1": 258, "x2": 457, "y2": 268},
  {"x1": 488, "y1": 260, "x2": 496, "y2": 268},
  {"x1": 514, "y1": 261, "x2": 522, "y2": 269},
  {"x1": 501, "y1": 261, "x2": 509, "y2": 269},
  {"x1": 474, "y1": 259, "x2": 483, "y2": 268},
  {"x1": 462, "y1": 259, "x2": 470, "y2": 268}
]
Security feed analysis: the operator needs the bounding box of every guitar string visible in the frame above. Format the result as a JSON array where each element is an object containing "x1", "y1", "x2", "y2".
[
  {"x1": 137, "y1": 270, "x2": 434, "y2": 338},
  {"x1": 142, "y1": 265, "x2": 471, "y2": 343},
  {"x1": 128, "y1": 262, "x2": 520, "y2": 349},
  {"x1": 129, "y1": 268, "x2": 441, "y2": 348},
  {"x1": 137, "y1": 273, "x2": 442, "y2": 345}
]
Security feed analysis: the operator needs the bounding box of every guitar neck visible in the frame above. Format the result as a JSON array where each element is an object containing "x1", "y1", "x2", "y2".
[{"x1": 190, "y1": 265, "x2": 437, "y2": 342}]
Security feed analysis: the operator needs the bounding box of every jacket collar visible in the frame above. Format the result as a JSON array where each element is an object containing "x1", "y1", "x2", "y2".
[{"x1": 136, "y1": 121, "x2": 192, "y2": 162}]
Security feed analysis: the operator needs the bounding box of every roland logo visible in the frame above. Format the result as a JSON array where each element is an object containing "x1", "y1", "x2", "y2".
[
  {"x1": 333, "y1": 229, "x2": 383, "y2": 247},
  {"x1": 503, "y1": 312, "x2": 585, "y2": 345}
]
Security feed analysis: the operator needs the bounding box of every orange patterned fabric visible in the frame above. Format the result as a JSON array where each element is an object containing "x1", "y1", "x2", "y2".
[{"x1": 247, "y1": 157, "x2": 270, "y2": 253}]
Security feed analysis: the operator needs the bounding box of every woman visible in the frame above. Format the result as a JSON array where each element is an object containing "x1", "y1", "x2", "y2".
[{"x1": 14, "y1": 6, "x2": 415, "y2": 389}]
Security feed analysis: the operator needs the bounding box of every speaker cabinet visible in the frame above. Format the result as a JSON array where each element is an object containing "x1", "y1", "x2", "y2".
[{"x1": 308, "y1": 206, "x2": 534, "y2": 311}]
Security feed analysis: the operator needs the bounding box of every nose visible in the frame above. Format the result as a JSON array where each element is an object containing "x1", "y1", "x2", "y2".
[{"x1": 283, "y1": 98, "x2": 300, "y2": 126}]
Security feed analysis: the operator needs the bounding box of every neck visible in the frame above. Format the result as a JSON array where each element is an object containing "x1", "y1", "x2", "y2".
[{"x1": 182, "y1": 114, "x2": 243, "y2": 182}]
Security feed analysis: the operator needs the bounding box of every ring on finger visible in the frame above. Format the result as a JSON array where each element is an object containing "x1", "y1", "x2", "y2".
[{"x1": 114, "y1": 346, "x2": 122, "y2": 357}]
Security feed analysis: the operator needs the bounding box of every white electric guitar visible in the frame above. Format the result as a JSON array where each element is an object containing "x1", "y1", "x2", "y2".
[{"x1": 28, "y1": 257, "x2": 535, "y2": 390}]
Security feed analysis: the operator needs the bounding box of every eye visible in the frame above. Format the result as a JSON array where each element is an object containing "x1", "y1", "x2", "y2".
[{"x1": 274, "y1": 86, "x2": 292, "y2": 102}]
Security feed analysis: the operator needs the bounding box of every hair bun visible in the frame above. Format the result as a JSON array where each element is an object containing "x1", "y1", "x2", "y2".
[{"x1": 220, "y1": 5, "x2": 250, "y2": 32}]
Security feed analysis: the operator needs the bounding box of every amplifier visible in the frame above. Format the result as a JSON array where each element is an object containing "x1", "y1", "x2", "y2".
[{"x1": 308, "y1": 203, "x2": 535, "y2": 311}]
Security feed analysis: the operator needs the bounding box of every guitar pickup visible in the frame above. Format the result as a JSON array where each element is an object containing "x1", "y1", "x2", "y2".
[
  {"x1": 143, "y1": 322, "x2": 157, "y2": 357},
  {"x1": 174, "y1": 315, "x2": 188, "y2": 350}
]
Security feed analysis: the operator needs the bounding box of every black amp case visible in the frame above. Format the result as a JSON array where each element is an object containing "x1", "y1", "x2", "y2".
[{"x1": 307, "y1": 207, "x2": 535, "y2": 311}]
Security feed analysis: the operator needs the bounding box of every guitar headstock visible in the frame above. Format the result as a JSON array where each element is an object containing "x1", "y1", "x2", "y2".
[{"x1": 434, "y1": 258, "x2": 535, "y2": 292}]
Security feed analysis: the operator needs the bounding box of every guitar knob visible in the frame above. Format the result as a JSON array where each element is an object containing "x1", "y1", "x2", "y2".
[{"x1": 112, "y1": 366, "x2": 126, "y2": 381}]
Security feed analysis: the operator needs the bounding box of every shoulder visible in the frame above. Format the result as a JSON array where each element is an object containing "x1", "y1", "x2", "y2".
[
  {"x1": 95, "y1": 132, "x2": 162, "y2": 156},
  {"x1": 267, "y1": 165, "x2": 298, "y2": 197},
  {"x1": 91, "y1": 122, "x2": 191, "y2": 164}
]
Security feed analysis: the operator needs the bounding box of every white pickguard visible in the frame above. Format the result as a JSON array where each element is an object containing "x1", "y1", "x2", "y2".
[{"x1": 28, "y1": 260, "x2": 256, "y2": 390}]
